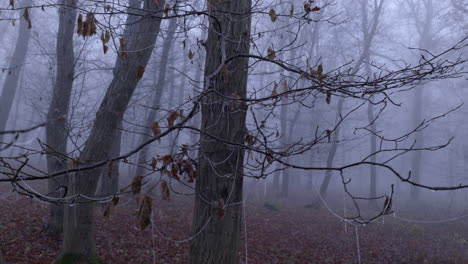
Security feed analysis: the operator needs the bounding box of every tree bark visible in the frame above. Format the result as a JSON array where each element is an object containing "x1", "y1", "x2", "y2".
[
  {"x1": 96, "y1": 122, "x2": 122, "y2": 197},
  {"x1": 0, "y1": 0, "x2": 33, "y2": 144},
  {"x1": 189, "y1": 0, "x2": 252, "y2": 262},
  {"x1": 45, "y1": 0, "x2": 77, "y2": 234},
  {"x1": 58, "y1": 1, "x2": 164, "y2": 262}
]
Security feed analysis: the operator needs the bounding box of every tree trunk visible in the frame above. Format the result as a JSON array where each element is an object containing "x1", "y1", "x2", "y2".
[
  {"x1": 96, "y1": 122, "x2": 122, "y2": 197},
  {"x1": 361, "y1": 0, "x2": 378, "y2": 207},
  {"x1": 320, "y1": 0, "x2": 384, "y2": 200},
  {"x1": 189, "y1": 0, "x2": 252, "y2": 262},
  {"x1": 58, "y1": 1, "x2": 164, "y2": 262},
  {"x1": 409, "y1": 0, "x2": 433, "y2": 200},
  {"x1": 319, "y1": 98, "x2": 344, "y2": 199},
  {"x1": 134, "y1": 18, "x2": 177, "y2": 178},
  {"x1": 0, "y1": 0, "x2": 33, "y2": 144},
  {"x1": 45, "y1": 0, "x2": 77, "y2": 234}
]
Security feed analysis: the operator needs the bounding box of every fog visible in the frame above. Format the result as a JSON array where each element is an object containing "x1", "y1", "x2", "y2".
[{"x1": 0, "y1": 0, "x2": 467, "y2": 263}]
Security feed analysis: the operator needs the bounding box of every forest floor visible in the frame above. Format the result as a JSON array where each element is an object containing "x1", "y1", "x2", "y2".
[{"x1": 1, "y1": 187, "x2": 468, "y2": 264}]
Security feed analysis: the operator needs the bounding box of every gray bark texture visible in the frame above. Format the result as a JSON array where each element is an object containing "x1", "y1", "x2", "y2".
[
  {"x1": 46, "y1": 0, "x2": 77, "y2": 234},
  {"x1": 189, "y1": 0, "x2": 252, "y2": 262},
  {"x1": 0, "y1": 0, "x2": 33, "y2": 144},
  {"x1": 135, "y1": 18, "x2": 177, "y2": 178},
  {"x1": 57, "y1": 0, "x2": 165, "y2": 262},
  {"x1": 96, "y1": 123, "x2": 122, "y2": 197}
]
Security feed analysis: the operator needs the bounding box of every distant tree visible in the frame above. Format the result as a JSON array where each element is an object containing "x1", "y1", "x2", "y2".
[
  {"x1": 0, "y1": 0, "x2": 33, "y2": 144},
  {"x1": 45, "y1": 0, "x2": 77, "y2": 234},
  {"x1": 58, "y1": 0, "x2": 165, "y2": 262}
]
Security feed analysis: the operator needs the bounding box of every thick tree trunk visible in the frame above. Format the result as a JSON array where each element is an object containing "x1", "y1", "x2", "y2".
[
  {"x1": 189, "y1": 0, "x2": 251, "y2": 262},
  {"x1": 58, "y1": 1, "x2": 164, "y2": 262},
  {"x1": 135, "y1": 18, "x2": 177, "y2": 178},
  {"x1": 0, "y1": 0, "x2": 33, "y2": 144},
  {"x1": 45, "y1": 0, "x2": 77, "y2": 234}
]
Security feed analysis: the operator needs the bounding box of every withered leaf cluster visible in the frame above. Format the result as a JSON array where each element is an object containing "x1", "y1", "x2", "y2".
[{"x1": 77, "y1": 13, "x2": 97, "y2": 38}]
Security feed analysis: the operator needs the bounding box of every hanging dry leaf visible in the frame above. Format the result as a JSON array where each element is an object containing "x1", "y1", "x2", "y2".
[
  {"x1": 311, "y1": 6, "x2": 321, "y2": 12},
  {"x1": 150, "y1": 122, "x2": 161, "y2": 136},
  {"x1": 289, "y1": 4, "x2": 294, "y2": 17},
  {"x1": 136, "y1": 65, "x2": 145, "y2": 80},
  {"x1": 170, "y1": 164, "x2": 179, "y2": 180},
  {"x1": 157, "y1": 154, "x2": 173, "y2": 167},
  {"x1": 107, "y1": 161, "x2": 113, "y2": 179},
  {"x1": 112, "y1": 196, "x2": 120, "y2": 206},
  {"x1": 77, "y1": 14, "x2": 83, "y2": 35},
  {"x1": 23, "y1": 8, "x2": 32, "y2": 29},
  {"x1": 325, "y1": 129, "x2": 332, "y2": 143},
  {"x1": 66, "y1": 157, "x2": 79, "y2": 169},
  {"x1": 119, "y1": 38, "x2": 127, "y2": 59},
  {"x1": 245, "y1": 133, "x2": 255, "y2": 146},
  {"x1": 131, "y1": 175, "x2": 143, "y2": 195},
  {"x1": 326, "y1": 91, "x2": 331, "y2": 104},
  {"x1": 266, "y1": 149, "x2": 274, "y2": 163},
  {"x1": 103, "y1": 204, "x2": 112, "y2": 218},
  {"x1": 167, "y1": 111, "x2": 179, "y2": 128},
  {"x1": 317, "y1": 64, "x2": 323, "y2": 77},
  {"x1": 188, "y1": 49, "x2": 195, "y2": 62},
  {"x1": 150, "y1": 158, "x2": 158, "y2": 170},
  {"x1": 267, "y1": 47, "x2": 276, "y2": 61},
  {"x1": 164, "y1": 3, "x2": 171, "y2": 16},
  {"x1": 103, "y1": 44, "x2": 109, "y2": 54},
  {"x1": 83, "y1": 13, "x2": 96, "y2": 37},
  {"x1": 160, "y1": 181, "x2": 170, "y2": 200},
  {"x1": 383, "y1": 196, "x2": 393, "y2": 215},
  {"x1": 282, "y1": 80, "x2": 288, "y2": 97},
  {"x1": 138, "y1": 195, "x2": 153, "y2": 230},
  {"x1": 9, "y1": 0, "x2": 14, "y2": 8},
  {"x1": 269, "y1": 9, "x2": 277, "y2": 23}
]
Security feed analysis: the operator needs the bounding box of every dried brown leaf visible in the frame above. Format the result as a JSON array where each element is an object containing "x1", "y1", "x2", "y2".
[
  {"x1": 23, "y1": 8, "x2": 32, "y2": 29},
  {"x1": 136, "y1": 65, "x2": 145, "y2": 80},
  {"x1": 269, "y1": 9, "x2": 277, "y2": 23},
  {"x1": 160, "y1": 181, "x2": 170, "y2": 200},
  {"x1": 150, "y1": 122, "x2": 161, "y2": 137},
  {"x1": 167, "y1": 111, "x2": 179, "y2": 128},
  {"x1": 107, "y1": 161, "x2": 113, "y2": 179},
  {"x1": 119, "y1": 37, "x2": 127, "y2": 59},
  {"x1": 131, "y1": 175, "x2": 143, "y2": 195},
  {"x1": 138, "y1": 195, "x2": 153, "y2": 230}
]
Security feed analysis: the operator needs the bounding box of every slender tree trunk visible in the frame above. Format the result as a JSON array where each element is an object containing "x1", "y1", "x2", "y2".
[
  {"x1": 189, "y1": 0, "x2": 251, "y2": 262},
  {"x1": 409, "y1": 0, "x2": 433, "y2": 200},
  {"x1": 58, "y1": 1, "x2": 164, "y2": 262},
  {"x1": 319, "y1": 98, "x2": 344, "y2": 199},
  {"x1": 320, "y1": 0, "x2": 384, "y2": 200},
  {"x1": 361, "y1": 0, "x2": 378, "y2": 206},
  {"x1": 135, "y1": 18, "x2": 177, "y2": 177},
  {"x1": 45, "y1": 0, "x2": 77, "y2": 234},
  {"x1": 0, "y1": 0, "x2": 33, "y2": 144}
]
